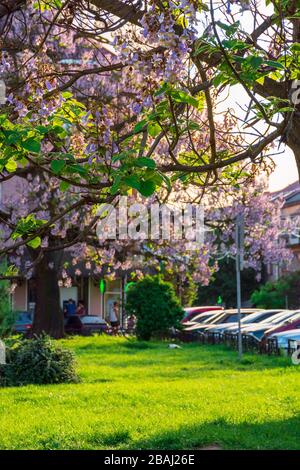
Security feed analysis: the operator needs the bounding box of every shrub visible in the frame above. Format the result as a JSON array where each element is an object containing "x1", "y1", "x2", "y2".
[
  {"x1": 0, "y1": 280, "x2": 16, "y2": 337},
  {"x1": 0, "y1": 334, "x2": 80, "y2": 387},
  {"x1": 125, "y1": 275, "x2": 184, "y2": 340},
  {"x1": 251, "y1": 271, "x2": 300, "y2": 309}
]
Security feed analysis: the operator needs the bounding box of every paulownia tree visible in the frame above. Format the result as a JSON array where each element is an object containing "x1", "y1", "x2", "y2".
[{"x1": 0, "y1": 0, "x2": 296, "y2": 336}]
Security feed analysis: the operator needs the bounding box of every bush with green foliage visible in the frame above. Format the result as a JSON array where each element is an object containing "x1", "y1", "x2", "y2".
[
  {"x1": 251, "y1": 271, "x2": 300, "y2": 309},
  {"x1": 126, "y1": 276, "x2": 184, "y2": 340},
  {"x1": 0, "y1": 280, "x2": 16, "y2": 337},
  {"x1": 0, "y1": 334, "x2": 80, "y2": 387}
]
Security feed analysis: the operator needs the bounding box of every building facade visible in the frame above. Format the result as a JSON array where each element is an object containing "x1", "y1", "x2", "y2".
[
  {"x1": 1, "y1": 177, "x2": 124, "y2": 321},
  {"x1": 12, "y1": 276, "x2": 124, "y2": 320},
  {"x1": 268, "y1": 181, "x2": 300, "y2": 281}
]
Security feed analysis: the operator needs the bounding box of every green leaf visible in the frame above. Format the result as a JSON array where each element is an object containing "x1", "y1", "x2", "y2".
[
  {"x1": 217, "y1": 20, "x2": 240, "y2": 37},
  {"x1": 169, "y1": 90, "x2": 199, "y2": 108},
  {"x1": 154, "y1": 82, "x2": 170, "y2": 97},
  {"x1": 148, "y1": 122, "x2": 161, "y2": 137},
  {"x1": 21, "y1": 138, "x2": 41, "y2": 153},
  {"x1": 139, "y1": 180, "x2": 156, "y2": 197},
  {"x1": 133, "y1": 120, "x2": 148, "y2": 133},
  {"x1": 50, "y1": 159, "x2": 66, "y2": 174},
  {"x1": 222, "y1": 39, "x2": 249, "y2": 51},
  {"x1": 291, "y1": 43, "x2": 300, "y2": 53},
  {"x1": 112, "y1": 150, "x2": 136, "y2": 163},
  {"x1": 4, "y1": 131, "x2": 21, "y2": 145},
  {"x1": 213, "y1": 73, "x2": 227, "y2": 87},
  {"x1": 256, "y1": 76, "x2": 265, "y2": 85},
  {"x1": 123, "y1": 175, "x2": 141, "y2": 191},
  {"x1": 217, "y1": 21, "x2": 232, "y2": 32},
  {"x1": 248, "y1": 56, "x2": 263, "y2": 70},
  {"x1": 111, "y1": 175, "x2": 122, "y2": 195},
  {"x1": 36, "y1": 126, "x2": 49, "y2": 135},
  {"x1": 69, "y1": 164, "x2": 87, "y2": 175},
  {"x1": 145, "y1": 171, "x2": 163, "y2": 186},
  {"x1": 264, "y1": 60, "x2": 285, "y2": 70},
  {"x1": 134, "y1": 158, "x2": 156, "y2": 169},
  {"x1": 160, "y1": 172, "x2": 171, "y2": 192},
  {"x1": 60, "y1": 181, "x2": 70, "y2": 191},
  {"x1": 52, "y1": 125, "x2": 67, "y2": 136},
  {"x1": 5, "y1": 159, "x2": 17, "y2": 173},
  {"x1": 27, "y1": 237, "x2": 41, "y2": 249},
  {"x1": 61, "y1": 91, "x2": 73, "y2": 99}
]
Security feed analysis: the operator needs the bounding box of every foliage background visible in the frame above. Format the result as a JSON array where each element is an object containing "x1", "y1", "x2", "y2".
[{"x1": 251, "y1": 271, "x2": 300, "y2": 310}]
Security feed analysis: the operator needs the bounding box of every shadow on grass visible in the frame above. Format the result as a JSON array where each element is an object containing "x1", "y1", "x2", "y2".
[
  {"x1": 8, "y1": 414, "x2": 300, "y2": 450},
  {"x1": 126, "y1": 416, "x2": 300, "y2": 450},
  {"x1": 66, "y1": 336, "x2": 294, "y2": 372},
  {"x1": 72, "y1": 337, "x2": 156, "y2": 352}
]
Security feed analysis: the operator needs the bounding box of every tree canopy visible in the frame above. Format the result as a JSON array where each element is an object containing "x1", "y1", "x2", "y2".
[{"x1": 0, "y1": 0, "x2": 297, "y2": 336}]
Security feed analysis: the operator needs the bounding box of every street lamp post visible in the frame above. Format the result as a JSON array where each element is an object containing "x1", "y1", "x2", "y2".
[{"x1": 235, "y1": 214, "x2": 244, "y2": 359}]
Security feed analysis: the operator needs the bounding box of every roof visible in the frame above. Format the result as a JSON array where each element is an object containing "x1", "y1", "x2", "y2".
[
  {"x1": 271, "y1": 181, "x2": 300, "y2": 207},
  {"x1": 271, "y1": 181, "x2": 300, "y2": 198}
]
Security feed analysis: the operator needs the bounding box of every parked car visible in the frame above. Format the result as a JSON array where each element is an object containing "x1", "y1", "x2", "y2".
[
  {"x1": 181, "y1": 306, "x2": 223, "y2": 324},
  {"x1": 65, "y1": 315, "x2": 107, "y2": 335},
  {"x1": 183, "y1": 311, "x2": 226, "y2": 333},
  {"x1": 81, "y1": 315, "x2": 108, "y2": 334},
  {"x1": 13, "y1": 312, "x2": 33, "y2": 334},
  {"x1": 261, "y1": 312, "x2": 300, "y2": 342},
  {"x1": 201, "y1": 308, "x2": 261, "y2": 333},
  {"x1": 243, "y1": 310, "x2": 300, "y2": 342},
  {"x1": 268, "y1": 329, "x2": 300, "y2": 352},
  {"x1": 184, "y1": 308, "x2": 260, "y2": 335},
  {"x1": 183, "y1": 309, "x2": 224, "y2": 327},
  {"x1": 211, "y1": 309, "x2": 286, "y2": 336}
]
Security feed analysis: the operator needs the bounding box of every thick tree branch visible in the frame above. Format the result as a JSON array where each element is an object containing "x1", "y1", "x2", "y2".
[
  {"x1": 0, "y1": 0, "x2": 25, "y2": 18},
  {"x1": 159, "y1": 126, "x2": 284, "y2": 174},
  {"x1": 88, "y1": 0, "x2": 144, "y2": 26}
]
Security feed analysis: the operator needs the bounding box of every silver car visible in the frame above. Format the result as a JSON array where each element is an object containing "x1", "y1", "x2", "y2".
[{"x1": 269, "y1": 329, "x2": 300, "y2": 350}]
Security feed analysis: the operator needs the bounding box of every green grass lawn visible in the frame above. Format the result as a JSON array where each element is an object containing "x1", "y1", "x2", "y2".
[{"x1": 0, "y1": 335, "x2": 299, "y2": 450}]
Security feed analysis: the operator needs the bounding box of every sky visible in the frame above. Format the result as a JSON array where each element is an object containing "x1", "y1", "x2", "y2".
[
  {"x1": 268, "y1": 149, "x2": 298, "y2": 192},
  {"x1": 209, "y1": 1, "x2": 297, "y2": 193},
  {"x1": 217, "y1": 80, "x2": 296, "y2": 192}
]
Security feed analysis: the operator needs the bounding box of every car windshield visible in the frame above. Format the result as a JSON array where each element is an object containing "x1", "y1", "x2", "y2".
[
  {"x1": 257, "y1": 311, "x2": 289, "y2": 325},
  {"x1": 271, "y1": 311, "x2": 299, "y2": 324},
  {"x1": 242, "y1": 310, "x2": 282, "y2": 324},
  {"x1": 286, "y1": 312, "x2": 300, "y2": 323},
  {"x1": 213, "y1": 313, "x2": 250, "y2": 324},
  {"x1": 81, "y1": 316, "x2": 105, "y2": 324},
  {"x1": 206, "y1": 312, "x2": 227, "y2": 324},
  {"x1": 189, "y1": 312, "x2": 217, "y2": 323},
  {"x1": 241, "y1": 312, "x2": 264, "y2": 324},
  {"x1": 224, "y1": 315, "x2": 238, "y2": 323},
  {"x1": 183, "y1": 307, "x2": 218, "y2": 319}
]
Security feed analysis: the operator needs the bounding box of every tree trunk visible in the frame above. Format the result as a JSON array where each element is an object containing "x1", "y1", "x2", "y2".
[
  {"x1": 31, "y1": 254, "x2": 64, "y2": 339},
  {"x1": 287, "y1": 115, "x2": 300, "y2": 180}
]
